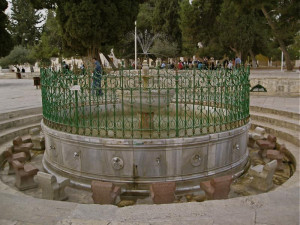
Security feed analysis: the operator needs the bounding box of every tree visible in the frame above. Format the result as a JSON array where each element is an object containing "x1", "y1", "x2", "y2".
[
  {"x1": 0, "y1": 0, "x2": 14, "y2": 57},
  {"x1": 217, "y1": 1, "x2": 260, "y2": 61},
  {"x1": 179, "y1": 0, "x2": 223, "y2": 57},
  {"x1": 150, "y1": 39, "x2": 179, "y2": 59},
  {"x1": 288, "y1": 32, "x2": 300, "y2": 61},
  {"x1": 179, "y1": 0, "x2": 198, "y2": 57},
  {"x1": 114, "y1": 1, "x2": 155, "y2": 62},
  {"x1": 31, "y1": 10, "x2": 63, "y2": 65},
  {"x1": 0, "y1": 45, "x2": 35, "y2": 67},
  {"x1": 233, "y1": 0, "x2": 300, "y2": 71},
  {"x1": 152, "y1": 0, "x2": 182, "y2": 52},
  {"x1": 30, "y1": 0, "x2": 142, "y2": 63},
  {"x1": 9, "y1": 0, "x2": 43, "y2": 47},
  {"x1": 136, "y1": 0, "x2": 155, "y2": 32}
]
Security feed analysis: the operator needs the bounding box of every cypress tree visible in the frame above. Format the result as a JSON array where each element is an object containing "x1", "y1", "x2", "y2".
[
  {"x1": 30, "y1": 0, "x2": 142, "y2": 60},
  {"x1": 152, "y1": 0, "x2": 182, "y2": 52},
  {"x1": 0, "y1": 0, "x2": 13, "y2": 57},
  {"x1": 10, "y1": 0, "x2": 43, "y2": 47}
]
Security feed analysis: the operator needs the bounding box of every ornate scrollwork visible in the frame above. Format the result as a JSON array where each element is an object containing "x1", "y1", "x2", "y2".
[
  {"x1": 191, "y1": 154, "x2": 202, "y2": 167},
  {"x1": 234, "y1": 144, "x2": 240, "y2": 151},
  {"x1": 112, "y1": 157, "x2": 124, "y2": 170},
  {"x1": 73, "y1": 152, "x2": 80, "y2": 158}
]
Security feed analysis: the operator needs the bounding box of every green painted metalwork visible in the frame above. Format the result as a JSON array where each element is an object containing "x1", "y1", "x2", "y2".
[{"x1": 41, "y1": 67, "x2": 250, "y2": 139}]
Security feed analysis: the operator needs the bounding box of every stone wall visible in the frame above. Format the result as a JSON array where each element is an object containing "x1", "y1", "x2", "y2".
[{"x1": 250, "y1": 70, "x2": 300, "y2": 97}]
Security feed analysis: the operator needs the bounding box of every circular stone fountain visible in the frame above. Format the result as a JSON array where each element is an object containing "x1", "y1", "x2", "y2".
[{"x1": 41, "y1": 63, "x2": 250, "y2": 192}]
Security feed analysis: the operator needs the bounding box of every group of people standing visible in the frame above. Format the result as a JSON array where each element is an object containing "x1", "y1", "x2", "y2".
[{"x1": 160, "y1": 56, "x2": 242, "y2": 70}]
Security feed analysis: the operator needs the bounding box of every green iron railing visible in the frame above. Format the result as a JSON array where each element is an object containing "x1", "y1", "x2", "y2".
[{"x1": 41, "y1": 67, "x2": 250, "y2": 139}]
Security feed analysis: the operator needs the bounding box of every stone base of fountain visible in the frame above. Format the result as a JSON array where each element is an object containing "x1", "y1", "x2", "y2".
[{"x1": 42, "y1": 120, "x2": 250, "y2": 193}]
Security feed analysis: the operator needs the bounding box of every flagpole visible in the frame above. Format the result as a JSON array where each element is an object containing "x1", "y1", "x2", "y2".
[{"x1": 135, "y1": 21, "x2": 137, "y2": 70}]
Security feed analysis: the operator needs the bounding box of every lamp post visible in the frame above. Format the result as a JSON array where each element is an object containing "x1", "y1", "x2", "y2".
[
  {"x1": 281, "y1": 51, "x2": 284, "y2": 71},
  {"x1": 135, "y1": 21, "x2": 137, "y2": 70}
]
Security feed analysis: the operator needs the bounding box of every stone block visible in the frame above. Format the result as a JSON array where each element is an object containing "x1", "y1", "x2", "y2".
[
  {"x1": 254, "y1": 127, "x2": 266, "y2": 136},
  {"x1": 2, "y1": 147, "x2": 26, "y2": 174},
  {"x1": 252, "y1": 133, "x2": 265, "y2": 141},
  {"x1": 22, "y1": 135, "x2": 32, "y2": 143},
  {"x1": 35, "y1": 172, "x2": 70, "y2": 200},
  {"x1": 266, "y1": 150, "x2": 284, "y2": 171},
  {"x1": 249, "y1": 160, "x2": 277, "y2": 191},
  {"x1": 12, "y1": 160, "x2": 39, "y2": 190},
  {"x1": 13, "y1": 136, "x2": 33, "y2": 160},
  {"x1": 256, "y1": 140, "x2": 276, "y2": 150},
  {"x1": 13, "y1": 136, "x2": 23, "y2": 146},
  {"x1": 31, "y1": 136, "x2": 45, "y2": 151},
  {"x1": 279, "y1": 144, "x2": 288, "y2": 154},
  {"x1": 248, "y1": 136, "x2": 256, "y2": 148},
  {"x1": 200, "y1": 175, "x2": 233, "y2": 200},
  {"x1": 29, "y1": 128, "x2": 40, "y2": 135},
  {"x1": 91, "y1": 181, "x2": 121, "y2": 205},
  {"x1": 29, "y1": 128, "x2": 45, "y2": 150},
  {"x1": 150, "y1": 182, "x2": 176, "y2": 204},
  {"x1": 267, "y1": 134, "x2": 277, "y2": 143}
]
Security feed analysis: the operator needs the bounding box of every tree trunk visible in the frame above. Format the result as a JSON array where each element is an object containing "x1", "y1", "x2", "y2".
[
  {"x1": 261, "y1": 6, "x2": 293, "y2": 71},
  {"x1": 86, "y1": 47, "x2": 101, "y2": 71},
  {"x1": 103, "y1": 53, "x2": 117, "y2": 70},
  {"x1": 249, "y1": 49, "x2": 257, "y2": 68},
  {"x1": 87, "y1": 47, "x2": 100, "y2": 60},
  {"x1": 229, "y1": 46, "x2": 241, "y2": 59}
]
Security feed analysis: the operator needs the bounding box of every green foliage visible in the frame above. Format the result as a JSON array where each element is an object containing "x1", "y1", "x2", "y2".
[
  {"x1": 288, "y1": 32, "x2": 300, "y2": 60},
  {"x1": 150, "y1": 39, "x2": 179, "y2": 59},
  {"x1": 179, "y1": 0, "x2": 222, "y2": 57},
  {"x1": 179, "y1": 0, "x2": 197, "y2": 56},
  {"x1": 152, "y1": 0, "x2": 182, "y2": 52},
  {"x1": 217, "y1": 0, "x2": 257, "y2": 60},
  {"x1": 9, "y1": 0, "x2": 43, "y2": 47},
  {"x1": 0, "y1": 0, "x2": 14, "y2": 57},
  {"x1": 0, "y1": 45, "x2": 35, "y2": 67},
  {"x1": 52, "y1": 0, "x2": 141, "y2": 58},
  {"x1": 31, "y1": 10, "x2": 63, "y2": 62},
  {"x1": 232, "y1": 0, "x2": 300, "y2": 70},
  {"x1": 136, "y1": 1, "x2": 154, "y2": 31}
]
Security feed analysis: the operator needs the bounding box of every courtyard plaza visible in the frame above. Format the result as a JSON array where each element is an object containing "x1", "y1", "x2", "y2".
[{"x1": 0, "y1": 69, "x2": 299, "y2": 225}]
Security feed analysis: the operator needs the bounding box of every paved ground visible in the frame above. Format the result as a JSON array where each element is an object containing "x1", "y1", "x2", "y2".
[
  {"x1": 0, "y1": 79, "x2": 42, "y2": 114},
  {"x1": 250, "y1": 95, "x2": 300, "y2": 114}
]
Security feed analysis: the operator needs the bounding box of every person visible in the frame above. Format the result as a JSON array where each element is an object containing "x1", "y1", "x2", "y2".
[
  {"x1": 62, "y1": 61, "x2": 69, "y2": 72},
  {"x1": 92, "y1": 57, "x2": 102, "y2": 96},
  {"x1": 80, "y1": 63, "x2": 85, "y2": 74},
  {"x1": 223, "y1": 58, "x2": 229, "y2": 68},
  {"x1": 227, "y1": 60, "x2": 233, "y2": 70},
  {"x1": 198, "y1": 61, "x2": 203, "y2": 69},
  {"x1": 178, "y1": 61, "x2": 183, "y2": 70},
  {"x1": 209, "y1": 57, "x2": 215, "y2": 70},
  {"x1": 161, "y1": 62, "x2": 166, "y2": 69},
  {"x1": 203, "y1": 57, "x2": 208, "y2": 69},
  {"x1": 235, "y1": 57, "x2": 241, "y2": 68}
]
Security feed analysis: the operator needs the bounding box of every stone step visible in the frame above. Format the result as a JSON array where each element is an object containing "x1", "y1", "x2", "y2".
[
  {"x1": 0, "y1": 114, "x2": 43, "y2": 131},
  {"x1": 0, "y1": 123, "x2": 41, "y2": 145},
  {"x1": 250, "y1": 119, "x2": 300, "y2": 147},
  {"x1": 0, "y1": 107, "x2": 42, "y2": 122},
  {"x1": 250, "y1": 105, "x2": 300, "y2": 120},
  {"x1": 250, "y1": 111, "x2": 300, "y2": 132}
]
